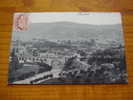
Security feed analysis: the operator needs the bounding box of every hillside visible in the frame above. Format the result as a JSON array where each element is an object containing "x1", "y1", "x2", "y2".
[{"x1": 12, "y1": 22, "x2": 124, "y2": 44}]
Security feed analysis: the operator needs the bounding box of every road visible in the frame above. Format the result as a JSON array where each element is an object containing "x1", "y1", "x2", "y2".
[{"x1": 13, "y1": 69, "x2": 62, "y2": 84}]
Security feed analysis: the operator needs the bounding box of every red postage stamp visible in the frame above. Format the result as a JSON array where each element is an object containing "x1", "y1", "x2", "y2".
[{"x1": 13, "y1": 13, "x2": 30, "y2": 32}]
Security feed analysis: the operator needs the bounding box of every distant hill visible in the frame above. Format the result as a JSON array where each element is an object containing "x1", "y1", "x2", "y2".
[{"x1": 12, "y1": 22, "x2": 124, "y2": 44}]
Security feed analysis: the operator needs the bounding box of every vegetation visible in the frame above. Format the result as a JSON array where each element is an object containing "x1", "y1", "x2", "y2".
[{"x1": 59, "y1": 46, "x2": 127, "y2": 84}]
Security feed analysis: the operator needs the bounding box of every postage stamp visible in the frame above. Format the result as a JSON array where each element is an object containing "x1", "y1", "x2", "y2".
[{"x1": 13, "y1": 13, "x2": 30, "y2": 32}]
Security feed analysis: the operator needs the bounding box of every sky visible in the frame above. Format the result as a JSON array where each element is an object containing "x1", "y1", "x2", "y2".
[{"x1": 26, "y1": 12, "x2": 122, "y2": 25}]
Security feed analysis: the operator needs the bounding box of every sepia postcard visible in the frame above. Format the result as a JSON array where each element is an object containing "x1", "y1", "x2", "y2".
[{"x1": 9, "y1": 12, "x2": 128, "y2": 84}]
